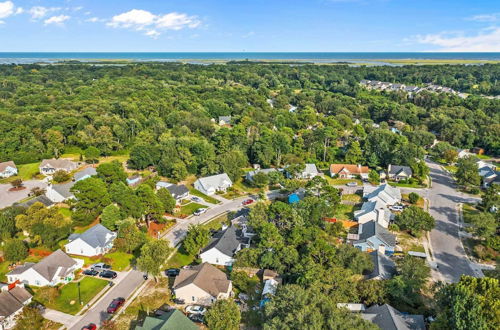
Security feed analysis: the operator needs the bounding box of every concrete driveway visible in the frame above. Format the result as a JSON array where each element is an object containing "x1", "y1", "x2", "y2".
[
  {"x1": 0, "y1": 180, "x2": 47, "y2": 209},
  {"x1": 68, "y1": 270, "x2": 145, "y2": 329}
]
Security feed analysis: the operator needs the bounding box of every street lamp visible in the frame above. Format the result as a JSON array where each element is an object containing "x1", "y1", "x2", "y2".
[{"x1": 77, "y1": 281, "x2": 82, "y2": 305}]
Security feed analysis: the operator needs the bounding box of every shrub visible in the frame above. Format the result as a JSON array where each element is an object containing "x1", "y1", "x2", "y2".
[
  {"x1": 408, "y1": 192, "x2": 420, "y2": 204},
  {"x1": 4, "y1": 239, "x2": 28, "y2": 262}
]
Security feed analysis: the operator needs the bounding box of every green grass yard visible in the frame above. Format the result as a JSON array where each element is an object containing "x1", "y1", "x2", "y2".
[
  {"x1": 341, "y1": 193, "x2": 362, "y2": 203},
  {"x1": 189, "y1": 188, "x2": 220, "y2": 204},
  {"x1": 177, "y1": 202, "x2": 206, "y2": 216},
  {"x1": 71, "y1": 251, "x2": 134, "y2": 271},
  {"x1": 326, "y1": 178, "x2": 363, "y2": 186},
  {"x1": 333, "y1": 204, "x2": 360, "y2": 220},
  {"x1": 443, "y1": 165, "x2": 458, "y2": 174},
  {"x1": 36, "y1": 277, "x2": 109, "y2": 315},
  {"x1": 388, "y1": 181, "x2": 426, "y2": 189},
  {"x1": 166, "y1": 245, "x2": 195, "y2": 269}
]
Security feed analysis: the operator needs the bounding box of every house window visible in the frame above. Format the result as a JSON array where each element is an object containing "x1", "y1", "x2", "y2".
[
  {"x1": 216, "y1": 258, "x2": 219, "y2": 263},
  {"x1": 192, "y1": 296, "x2": 195, "y2": 302}
]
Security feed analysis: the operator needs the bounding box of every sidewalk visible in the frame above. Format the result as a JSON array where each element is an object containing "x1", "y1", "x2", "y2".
[{"x1": 42, "y1": 308, "x2": 75, "y2": 327}]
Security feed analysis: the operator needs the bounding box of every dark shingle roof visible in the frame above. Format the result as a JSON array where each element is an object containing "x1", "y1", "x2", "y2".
[
  {"x1": 73, "y1": 167, "x2": 97, "y2": 181},
  {"x1": 388, "y1": 165, "x2": 413, "y2": 177},
  {"x1": 68, "y1": 224, "x2": 115, "y2": 248},
  {"x1": 362, "y1": 304, "x2": 425, "y2": 330},
  {"x1": 31, "y1": 249, "x2": 77, "y2": 282},
  {"x1": 201, "y1": 226, "x2": 241, "y2": 257},
  {"x1": 0, "y1": 287, "x2": 32, "y2": 317},
  {"x1": 17, "y1": 195, "x2": 54, "y2": 208},
  {"x1": 166, "y1": 184, "x2": 189, "y2": 199},
  {"x1": 367, "y1": 251, "x2": 396, "y2": 280},
  {"x1": 355, "y1": 221, "x2": 397, "y2": 247}
]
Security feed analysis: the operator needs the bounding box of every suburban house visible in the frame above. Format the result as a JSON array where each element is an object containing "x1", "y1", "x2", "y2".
[
  {"x1": 366, "y1": 251, "x2": 396, "y2": 280},
  {"x1": 297, "y1": 163, "x2": 321, "y2": 179},
  {"x1": 172, "y1": 263, "x2": 232, "y2": 306},
  {"x1": 352, "y1": 220, "x2": 397, "y2": 253},
  {"x1": 361, "y1": 304, "x2": 425, "y2": 330},
  {"x1": 0, "y1": 161, "x2": 17, "y2": 178},
  {"x1": 364, "y1": 184, "x2": 401, "y2": 206},
  {"x1": 330, "y1": 164, "x2": 369, "y2": 179},
  {"x1": 387, "y1": 165, "x2": 413, "y2": 181},
  {"x1": 65, "y1": 224, "x2": 117, "y2": 257},
  {"x1": 457, "y1": 149, "x2": 473, "y2": 159},
  {"x1": 135, "y1": 309, "x2": 197, "y2": 330},
  {"x1": 39, "y1": 158, "x2": 78, "y2": 175},
  {"x1": 17, "y1": 195, "x2": 54, "y2": 208},
  {"x1": 0, "y1": 283, "x2": 32, "y2": 330},
  {"x1": 200, "y1": 226, "x2": 249, "y2": 266},
  {"x1": 194, "y1": 173, "x2": 233, "y2": 196},
  {"x1": 7, "y1": 250, "x2": 83, "y2": 287},
  {"x1": 155, "y1": 181, "x2": 190, "y2": 200},
  {"x1": 218, "y1": 116, "x2": 231, "y2": 126},
  {"x1": 45, "y1": 182, "x2": 75, "y2": 203},
  {"x1": 73, "y1": 167, "x2": 97, "y2": 182},
  {"x1": 477, "y1": 161, "x2": 498, "y2": 187},
  {"x1": 245, "y1": 168, "x2": 278, "y2": 183},
  {"x1": 354, "y1": 200, "x2": 392, "y2": 228}
]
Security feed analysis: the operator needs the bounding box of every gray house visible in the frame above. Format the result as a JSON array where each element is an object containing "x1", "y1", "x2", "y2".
[
  {"x1": 39, "y1": 159, "x2": 78, "y2": 175},
  {"x1": 353, "y1": 220, "x2": 397, "y2": 253},
  {"x1": 362, "y1": 304, "x2": 425, "y2": 330},
  {"x1": 200, "y1": 226, "x2": 249, "y2": 266},
  {"x1": 366, "y1": 251, "x2": 396, "y2": 280},
  {"x1": 387, "y1": 165, "x2": 413, "y2": 181},
  {"x1": 65, "y1": 224, "x2": 117, "y2": 257}
]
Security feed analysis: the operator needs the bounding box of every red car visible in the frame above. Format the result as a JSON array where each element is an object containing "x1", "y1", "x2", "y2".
[
  {"x1": 81, "y1": 324, "x2": 97, "y2": 330},
  {"x1": 242, "y1": 199, "x2": 254, "y2": 206},
  {"x1": 107, "y1": 297, "x2": 125, "y2": 314}
]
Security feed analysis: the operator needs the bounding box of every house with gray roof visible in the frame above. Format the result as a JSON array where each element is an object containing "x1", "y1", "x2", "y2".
[
  {"x1": 194, "y1": 173, "x2": 233, "y2": 196},
  {"x1": 73, "y1": 167, "x2": 97, "y2": 182},
  {"x1": 245, "y1": 168, "x2": 279, "y2": 183},
  {"x1": 387, "y1": 164, "x2": 413, "y2": 181},
  {"x1": 364, "y1": 184, "x2": 401, "y2": 206},
  {"x1": 45, "y1": 182, "x2": 75, "y2": 203},
  {"x1": 353, "y1": 220, "x2": 397, "y2": 253},
  {"x1": 7, "y1": 250, "x2": 83, "y2": 287},
  {"x1": 65, "y1": 224, "x2": 117, "y2": 257},
  {"x1": 367, "y1": 251, "x2": 396, "y2": 280},
  {"x1": 39, "y1": 158, "x2": 78, "y2": 175},
  {"x1": 172, "y1": 263, "x2": 232, "y2": 306},
  {"x1": 362, "y1": 304, "x2": 425, "y2": 330},
  {"x1": 16, "y1": 195, "x2": 54, "y2": 208},
  {"x1": 354, "y1": 200, "x2": 392, "y2": 228},
  {"x1": 0, "y1": 284, "x2": 32, "y2": 330},
  {"x1": 0, "y1": 161, "x2": 17, "y2": 178},
  {"x1": 155, "y1": 181, "x2": 189, "y2": 200},
  {"x1": 200, "y1": 226, "x2": 248, "y2": 266}
]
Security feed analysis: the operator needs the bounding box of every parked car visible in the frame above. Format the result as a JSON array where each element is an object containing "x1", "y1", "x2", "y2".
[
  {"x1": 166, "y1": 268, "x2": 180, "y2": 277},
  {"x1": 346, "y1": 182, "x2": 358, "y2": 187},
  {"x1": 82, "y1": 269, "x2": 99, "y2": 276},
  {"x1": 90, "y1": 263, "x2": 111, "y2": 272},
  {"x1": 81, "y1": 324, "x2": 97, "y2": 330},
  {"x1": 99, "y1": 270, "x2": 118, "y2": 279},
  {"x1": 107, "y1": 297, "x2": 125, "y2": 314},
  {"x1": 242, "y1": 199, "x2": 254, "y2": 206},
  {"x1": 191, "y1": 196, "x2": 201, "y2": 202},
  {"x1": 185, "y1": 305, "x2": 207, "y2": 315},
  {"x1": 173, "y1": 298, "x2": 185, "y2": 305},
  {"x1": 389, "y1": 205, "x2": 404, "y2": 212},
  {"x1": 193, "y1": 208, "x2": 207, "y2": 216},
  {"x1": 188, "y1": 313, "x2": 204, "y2": 323}
]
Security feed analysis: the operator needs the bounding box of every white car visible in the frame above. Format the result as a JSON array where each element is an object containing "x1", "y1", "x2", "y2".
[
  {"x1": 346, "y1": 182, "x2": 358, "y2": 187},
  {"x1": 389, "y1": 205, "x2": 404, "y2": 212},
  {"x1": 191, "y1": 196, "x2": 202, "y2": 202},
  {"x1": 193, "y1": 208, "x2": 207, "y2": 216},
  {"x1": 185, "y1": 305, "x2": 206, "y2": 315}
]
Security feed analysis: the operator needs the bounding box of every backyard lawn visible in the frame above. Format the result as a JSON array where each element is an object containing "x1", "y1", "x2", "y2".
[
  {"x1": 73, "y1": 251, "x2": 134, "y2": 271},
  {"x1": 326, "y1": 177, "x2": 363, "y2": 186},
  {"x1": 333, "y1": 204, "x2": 360, "y2": 220},
  {"x1": 36, "y1": 277, "x2": 109, "y2": 315},
  {"x1": 341, "y1": 193, "x2": 362, "y2": 203},
  {"x1": 58, "y1": 207, "x2": 72, "y2": 218},
  {"x1": 189, "y1": 188, "x2": 220, "y2": 204}
]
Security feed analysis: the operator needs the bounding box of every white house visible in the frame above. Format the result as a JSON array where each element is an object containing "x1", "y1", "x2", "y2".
[
  {"x1": 0, "y1": 283, "x2": 32, "y2": 330},
  {"x1": 457, "y1": 149, "x2": 473, "y2": 159},
  {"x1": 200, "y1": 226, "x2": 248, "y2": 266},
  {"x1": 7, "y1": 250, "x2": 83, "y2": 287},
  {"x1": 155, "y1": 181, "x2": 190, "y2": 200},
  {"x1": 298, "y1": 164, "x2": 321, "y2": 179},
  {"x1": 245, "y1": 168, "x2": 278, "y2": 183},
  {"x1": 172, "y1": 263, "x2": 232, "y2": 306},
  {"x1": 65, "y1": 224, "x2": 117, "y2": 257},
  {"x1": 39, "y1": 159, "x2": 78, "y2": 175},
  {"x1": 0, "y1": 161, "x2": 17, "y2": 178},
  {"x1": 387, "y1": 165, "x2": 413, "y2": 181},
  {"x1": 364, "y1": 184, "x2": 401, "y2": 206},
  {"x1": 194, "y1": 173, "x2": 233, "y2": 196},
  {"x1": 45, "y1": 182, "x2": 75, "y2": 203},
  {"x1": 354, "y1": 201, "x2": 392, "y2": 228}
]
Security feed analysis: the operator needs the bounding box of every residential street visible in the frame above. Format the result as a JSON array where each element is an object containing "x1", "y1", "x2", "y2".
[
  {"x1": 68, "y1": 270, "x2": 144, "y2": 330},
  {"x1": 405, "y1": 160, "x2": 481, "y2": 283}
]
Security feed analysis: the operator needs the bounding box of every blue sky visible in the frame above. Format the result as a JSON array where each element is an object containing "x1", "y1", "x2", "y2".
[{"x1": 0, "y1": 0, "x2": 499, "y2": 52}]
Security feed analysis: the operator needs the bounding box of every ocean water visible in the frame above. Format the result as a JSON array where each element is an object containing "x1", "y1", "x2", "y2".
[{"x1": 0, "y1": 52, "x2": 499, "y2": 64}]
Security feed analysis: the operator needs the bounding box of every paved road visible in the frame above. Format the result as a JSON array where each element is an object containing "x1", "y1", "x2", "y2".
[
  {"x1": 0, "y1": 180, "x2": 47, "y2": 209},
  {"x1": 68, "y1": 270, "x2": 144, "y2": 330},
  {"x1": 419, "y1": 161, "x2": 480, "y2": 282},
  {"x1": 162, "y1": 191, "x2": 283, "y2": 247}
]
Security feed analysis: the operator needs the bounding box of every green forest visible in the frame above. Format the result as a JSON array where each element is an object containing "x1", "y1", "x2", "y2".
[{"x1": 0, "y1": 63, "x2": 498, "y2": 175}]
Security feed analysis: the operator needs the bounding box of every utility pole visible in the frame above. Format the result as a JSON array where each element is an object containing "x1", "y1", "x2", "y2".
[{"x1": 78, "y1": 281, "x2": 82, "y2": 305}]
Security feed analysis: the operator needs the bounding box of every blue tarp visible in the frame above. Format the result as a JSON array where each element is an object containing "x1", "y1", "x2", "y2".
[{"x1": 288, "y1": 193, "x2": 300, "y2": 204}]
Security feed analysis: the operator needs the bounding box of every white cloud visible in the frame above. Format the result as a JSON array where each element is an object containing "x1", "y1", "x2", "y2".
[
  {"x1": 15, "y1": 6, "x2": 22, "y2": 14},
  {"x1": 107, "y1": 9, "x2": 201, "y2": 38},
  {"x1": 468, "y1": 13, "x2": 499, "y2": 22},
  {"x1": 0, "y1": 1, "x2": 14, "y2": 19},
  {"x1": 86, "y1": 17, "x2": 103, "y2": 23},
  {"x1": 29, "y1": 6, "x2": 60, "y2": 19},
  {"x1": 415, "y1": 27, "x2": 500, "y2": 52},
  {"x1": 44, "y1": 14, "x2": 70, "y2": 26}
]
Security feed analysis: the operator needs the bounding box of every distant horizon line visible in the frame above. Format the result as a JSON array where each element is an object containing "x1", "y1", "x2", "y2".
[{"x1": 1, "y1": 51, "x2": 500, "y2": 53}]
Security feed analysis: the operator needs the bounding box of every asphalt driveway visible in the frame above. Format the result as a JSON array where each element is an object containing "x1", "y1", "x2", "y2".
[{"x1": 0, "y1": 180, "x2": 47, "y2": 209}]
